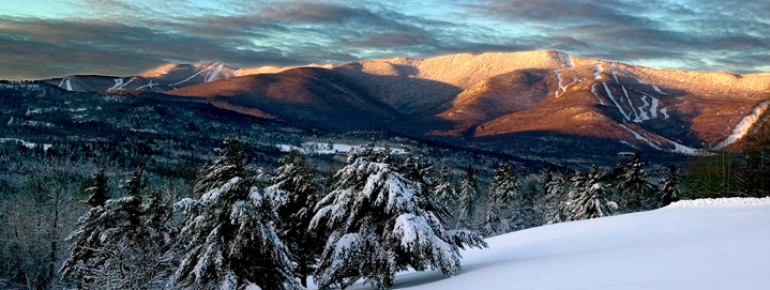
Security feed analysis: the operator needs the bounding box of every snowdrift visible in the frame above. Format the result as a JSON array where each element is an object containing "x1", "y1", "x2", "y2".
[{"x1": 337, "y1": 198, "x2": 770, "y2": 290}]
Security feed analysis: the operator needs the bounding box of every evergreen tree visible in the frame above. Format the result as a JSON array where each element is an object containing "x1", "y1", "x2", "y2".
[
  {"x1": 434, "y1": 166, "x2": 457, "y2": 201},
  {"x1": 311, "y1": 151, "x2": 487, "y2": 289},
  {"x1": 174, "y1": 138, "x2": 299, "y2": 290},
  {"x1": 568, "y1": 166, "x2": 617, "y2": 221},
  {"x1": 618, "y1": 153, "x2": 657, "y2": 211},
  {"x1": 659, "y1": 165, "x2": 681, "y2": 207},
  {"x1": 457, "y1": 165, "x2": 479, "y2": 228},
  {"x1": 61, "y1": 171, "x2": 112, "y2": 288},
  {"x1": 265, "y1": 149, "x2": 322, "y2": 287},
  {"x1": 482, "y1": 163, "x2": 519, "y2": 235},
  {"x1": 86, "y1": 169, "x2": 109, "y2": 208},
  {"x1": 62, "y1": 167, "x2": 175, "y2": 289},
  {"x1": 543, "y1": 166, "x2": 568, "y2": 224}
]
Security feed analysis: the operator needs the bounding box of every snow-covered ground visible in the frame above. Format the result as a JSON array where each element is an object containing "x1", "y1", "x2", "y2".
[
  {"x1": 333, "y1": 197, "x2": 770, "y2": 290},
  {"x1": 276, "y1": 142, "x2": 406, "y2": 155}
]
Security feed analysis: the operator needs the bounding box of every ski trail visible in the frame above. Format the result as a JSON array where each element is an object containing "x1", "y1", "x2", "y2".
[
  {"x1": 637, "y1": 95, "x2": 650, "y2": 121},
  {"x1": 108, "y1": 78, "x2": 124, "y2": 90},
  {"x1": 714, "y1": 100, "x2": 770, "y2": 149},
  {"x1": 554, "y1": 70, "x2": 562, "y2": 98},
  {"x1": 65, "y1": 79, "x2": 72, "y2": 91},
  {"x1": 560, "y1": 51, "x2": 574, "y2": 68},
  {"x1": 621, "y1": 86, "x2": 639, "y2": 121},
  {"x1": 57, "y1": 78, "x2": 65, "y2": 89},
  {"x1": 593, "y1": 64, "x2": 603, "y2": 79},
  {"x1": 610, "y1": 64, "x2": 620, "y2": 84},
  {"x1": 618, "y1": 65, "x2": 644, "y2": 83},
  {"x1": 553, "y1": 70, "x2": 576, "y2": 98},
  {"x1": 590, "y1": 83, "x2": 606, "y2": 105},
  {"x1": 619, "y1": 124, "x2": 662, "y2": 150},
  {"x1": 652, "y1": 85, "x2": 667, "y2": 95},
  {"x1": 136, "y1": 79, "x2": 157, "y2": 91},
  {"x1": 602, "y1": 83, "x2": 631, "y2": 120},
  {"x1": 205, "y1": 63, "x2": 223, "y2": 83},
  {"x1": 660, "y1": 107, "x2": 669, "y2": 119},
  {"x1": 650, "y1": 96, "x2": 659, "y2": 118},
  {"x1": 172, "y1": 68, "x2": 208, "y2": 86}
]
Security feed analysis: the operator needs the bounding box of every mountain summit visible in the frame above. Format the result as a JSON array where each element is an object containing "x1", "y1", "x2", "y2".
[{"x1": 42, "y1": 50, "x2": 770, "y2": 162}]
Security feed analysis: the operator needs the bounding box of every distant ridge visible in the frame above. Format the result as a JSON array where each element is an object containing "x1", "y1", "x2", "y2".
[{"x1": 39, "y1": 50, "x2": 770, "y2": 159}]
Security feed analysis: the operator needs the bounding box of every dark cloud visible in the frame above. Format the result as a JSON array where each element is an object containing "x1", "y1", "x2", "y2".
[
  {"x1": 468, "y1": 0, "x2": 770, "y2": 73},
  {"x1": 0, "y1": 0, "x2": 768, "y2": 79}
]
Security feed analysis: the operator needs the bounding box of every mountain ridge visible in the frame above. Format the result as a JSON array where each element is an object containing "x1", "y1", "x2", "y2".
[{"x1": 36, "y1": 50, "x2": 770, "y2": 161}]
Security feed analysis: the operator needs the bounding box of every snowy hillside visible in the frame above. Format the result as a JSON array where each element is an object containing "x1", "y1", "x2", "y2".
[{"x1": 336, "y1": 198, "x2": 770, "y2": 290}]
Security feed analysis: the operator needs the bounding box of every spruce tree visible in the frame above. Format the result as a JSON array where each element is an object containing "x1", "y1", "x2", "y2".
[
  {"x1": 543, "y1": 166, "x2": 568, "y2": 224},
  {"x1": 86, "y1": 169, "x2": 109, "y2": 208},
  {"x1": 618, "y1": 153, "x2": 657, "y2": 211},
  {"x1": 174, "y1": 138, "x2": 299, "y2": 290},
  {"x1": 265, "y1": 149, "x2": 322, "y2": 287},
  {"x1": 311, "y1": 150, "x2": 487, "y2": 289},
  {"x1": 62, "y1": 167, "x2": 174, "y2": 289},
  {"x1": 568, "y1": 166, "x2": 617, "y2": 221},
  {"x1": 457, "y1": 165, "x2": 479, "y2": 228},
  {"x1": 61, "y1": 171, "x2": 112, "y2": 288},
  {"x1": 483, "y1": 163, "x2": 519, "y2": 235},
  {"x1": 659, "y1": 165, "x2": 681, "y2": 207}
]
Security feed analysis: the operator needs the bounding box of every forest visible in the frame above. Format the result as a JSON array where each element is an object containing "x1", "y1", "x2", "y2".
[{"x1": 1, "y1": 82, "x2": 769, "y2": 289}]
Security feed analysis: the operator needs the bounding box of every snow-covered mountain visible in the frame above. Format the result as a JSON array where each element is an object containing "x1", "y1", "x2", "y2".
[
  {"x1": 40, "y1": 50, "x2": 770, "y2": 162},
  {"x1": 334, "y1": 198, "x2": 770, "y2": 290}
]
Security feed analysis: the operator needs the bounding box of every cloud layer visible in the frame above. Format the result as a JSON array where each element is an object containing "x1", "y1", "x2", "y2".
[{"x1": 1, "y1": 0, "x2": 768, "y2": 79}]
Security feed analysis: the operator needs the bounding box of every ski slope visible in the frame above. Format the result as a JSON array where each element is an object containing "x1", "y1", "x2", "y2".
[{"x1": 335, "y1": 198, "x2": 770, "y2": 290}]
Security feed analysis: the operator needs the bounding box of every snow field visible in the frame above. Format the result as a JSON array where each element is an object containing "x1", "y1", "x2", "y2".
[{"x1": 342, "y1": 198, "x2": 770, "y2": 290}]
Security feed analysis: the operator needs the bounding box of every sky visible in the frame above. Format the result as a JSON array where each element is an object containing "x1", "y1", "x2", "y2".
[{"x1": 1, "y1": 0, "x2": 769, "y2": 80}]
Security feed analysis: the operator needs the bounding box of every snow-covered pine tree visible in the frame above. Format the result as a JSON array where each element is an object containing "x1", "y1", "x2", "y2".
[
  {"x1": 544, "y1": 166, "x2": 570, "y2": 224},
  {"x1": 434, "y1": 166, "x2": 456, "y2": 200},
  {"x1": 568, "y1": 166, "x2": 617, "y2": 221},
  {"x1": 618, "y1": 152, "x2": 657, "y2": 211},
  {"x1": 311, "y1": 151, "x2": 487, "y2": 289},
  {"x1": 265, "y1": 149, "x2": 322, "y2": 287},
  {"x1": 62, "y1": 167, "x2": 175, "y2": 289},
  {"x1": 457, "y1": 165, "x2": 479, "y2": 229},
  {"x1": 659, "y1": 165, "x2": 681, "y2": 207},
  {"x1": 482, "y1": 163, "x2": 519, "y2": 235},
  {"x1": 86, "y1": 169, "x2": 109, "y2": 208},
  {"x1": 61, "y1": 170, "x2": 112, "y2": 288},
  {"x1": 174, "y1": 138, "x2": 299, "y2": 290}
]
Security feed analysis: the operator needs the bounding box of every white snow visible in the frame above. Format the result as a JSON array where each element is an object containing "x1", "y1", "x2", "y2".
[
  {"x1": 276, "y1": 142, "x2": 406, "y2": 155},
  {"x1": 610, "y1": 64, "x2": 620, "y2": 84},
  {"x1": 618, "y1": 124, "x2": 662, "y2": 150},
  {"x1": 0, "y1": 137, "x2": 52, "y2": 151},
  {"x1": 660, "y1": 106, "x2": 669, "y2": 119},
  {"x1": 554, "y1": 70, "x2": 562, "y2": 98},
  {"x1": 621, "y1": 86, "x2": 639, "y2": 121},
  {"x1": 205, "y1": 63, "x2": 223, "y2": 83},
  {"x1": 58, "y1": 78, "x2": 73, "y2": 91},
  {"x1": 108, "y1": 78, "x2": 124, "y2": 90},
  {"x1": 593, "y1": 64, "x2": 603, "y2": 79},
  {"x1": 334, "y1": 198, "x2": 770, "y2": 290},
  {"x1": 667, "y1": 197, "x2": 770, "y2": 208},
  {"x1": 714, "y1": 100, "x2": 770, "y2": 149},
  {"x1": 553, "y1": 70, "x2": 575, "y2": 98},
  {"x1": 559, "y1": 52, "x2": 574, "y2": 68},
  {"x1": 651, "y1": 85, "x2": 667, "y2": 95},
  {"x1": 636, "y1": 95, "x2": 650, "y2": 122},
  {"x1": 618, "y1": 65, "x2": 644, "y2": 84},
  {"x1": 649, "y1": 96, "x2": 659, "y2": 118},
  {"x1": 602, "y1": 83, "x2": 631, "y2": 121},
  {"x1": 589, "y1": 83, "x2": 605, "y2": 105}
]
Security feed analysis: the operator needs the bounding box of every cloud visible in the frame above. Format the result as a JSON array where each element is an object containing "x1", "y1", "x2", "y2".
[{"x1": 0, "y1": 0, "x2": 768, "y2": 79}]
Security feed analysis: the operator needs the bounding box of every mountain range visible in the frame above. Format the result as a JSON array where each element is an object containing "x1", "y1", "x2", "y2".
[{"x1": 42, "y1": 50, "x2": 770, "y2": 163}]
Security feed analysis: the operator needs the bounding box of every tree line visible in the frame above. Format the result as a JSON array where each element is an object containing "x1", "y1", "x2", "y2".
[{"x1": 3, "y1": 139, "x2": 685, "y2": 290}]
